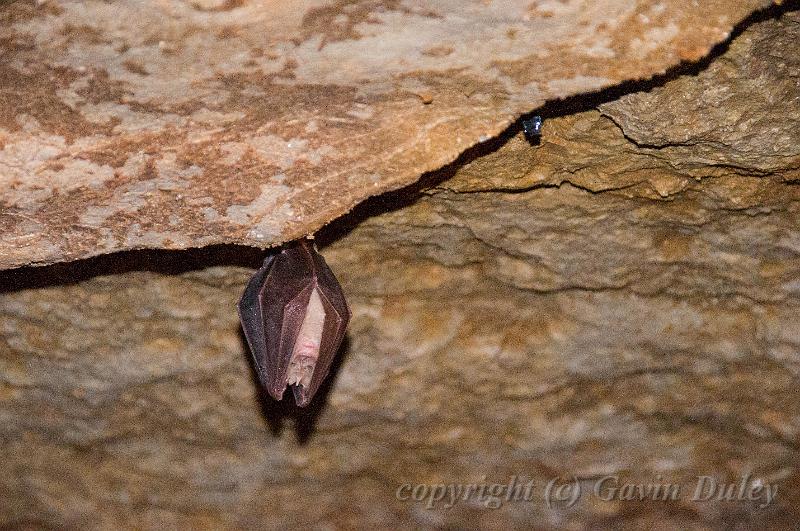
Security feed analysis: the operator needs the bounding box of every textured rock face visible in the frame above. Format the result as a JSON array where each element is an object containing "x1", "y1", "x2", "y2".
[
  {"x1": 2, "y1": 3, "x2": 800, "y2": 530},
  {"x1": 0, "y1": 0, "x2": 774, "y2": 269}
]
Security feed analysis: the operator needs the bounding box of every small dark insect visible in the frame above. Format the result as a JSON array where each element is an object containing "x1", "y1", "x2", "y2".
[
  {"x1": 238, "y1": 239, "x2": 350, "y2": 407},
  {"x1": 522, "y1": 115, "x2": 543, "y2": 142}
]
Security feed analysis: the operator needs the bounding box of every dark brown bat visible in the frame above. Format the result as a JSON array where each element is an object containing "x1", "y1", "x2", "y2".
[{"x1": 238, "y1": 239, "x2": 350, "y2": 407}]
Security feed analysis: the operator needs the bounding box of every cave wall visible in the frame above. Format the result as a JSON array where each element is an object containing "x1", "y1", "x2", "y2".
[
  {"x1": 2, "y1": 2, "x2": 800, "y2": 530},
  {"x1": 0, "y1": 0, "x2": 775, "y2": 267}
]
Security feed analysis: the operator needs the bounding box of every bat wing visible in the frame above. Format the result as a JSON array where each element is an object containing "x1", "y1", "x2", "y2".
[
  {"x1": 237, "y1": 255, "x2": 273, "y2": 380},
  {"x1": 291, "y1": 248, "x2": 350, "y2": 405},
  {"x1": 238, "y1": 249, "x2": 314, "y2": 402}
]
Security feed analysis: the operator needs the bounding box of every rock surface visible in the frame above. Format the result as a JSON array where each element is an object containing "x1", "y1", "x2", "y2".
[
  {"x1": 2, "y1": 3, "x2": 800, "y2": 530},
  {"x1": 0, "y1": 0, "x2": 774, "y2": 269}
]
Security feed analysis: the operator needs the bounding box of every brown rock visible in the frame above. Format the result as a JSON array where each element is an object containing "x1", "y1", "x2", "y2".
[
  {"x1": 0, "y1": 0, "x2": 775, "y2": 269},
  {"x1": 2, "y1": 3, "x2": 800, "y2": 530}
]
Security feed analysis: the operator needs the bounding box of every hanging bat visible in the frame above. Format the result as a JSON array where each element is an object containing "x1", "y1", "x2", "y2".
[{"x1": 238, "y1": 239, "x2": 350, "y2": 407}]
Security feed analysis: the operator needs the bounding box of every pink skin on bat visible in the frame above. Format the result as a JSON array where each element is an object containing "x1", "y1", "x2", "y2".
[{"x1": 286, "y1": 288, "x2": 325, "y2": 389}]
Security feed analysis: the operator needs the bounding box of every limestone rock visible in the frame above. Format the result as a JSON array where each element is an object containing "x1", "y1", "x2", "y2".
[
  {"x1": 0, "y1": 0, "x2": 774, "y2": 269},
  {"x1": 2, "y1": 3, "x2": 800, "y2": 530}
]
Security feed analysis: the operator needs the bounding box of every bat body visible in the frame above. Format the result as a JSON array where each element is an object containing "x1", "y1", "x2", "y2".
[{"x1": 238, "y1": 240, "x2": 350, "y2": 407}]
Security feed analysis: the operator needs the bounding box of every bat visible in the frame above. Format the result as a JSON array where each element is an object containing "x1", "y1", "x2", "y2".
[{"x1": 238, "y1": 239, "x2": 350, "y2": 407}]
